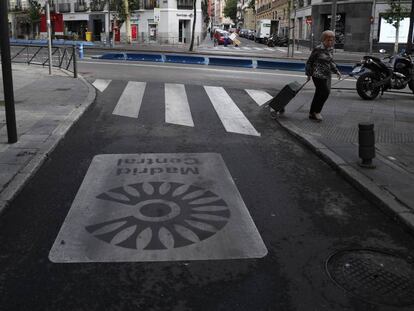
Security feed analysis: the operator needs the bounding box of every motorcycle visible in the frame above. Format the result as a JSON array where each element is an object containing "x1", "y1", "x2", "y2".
[
  {"x1": 267, "y1": 34, "x2": 288, "y2": 47},
  {"x1": 351, "y1": 49, "x2": 414, "y2": 100}
]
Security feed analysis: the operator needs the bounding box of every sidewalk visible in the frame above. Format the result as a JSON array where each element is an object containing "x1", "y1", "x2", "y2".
[
  {"x1": 275, "y1": 85, "x2": 414, "y2": 230},
  {"x1": 0, "y1": 64, "x2": 96, "y2": 213}
]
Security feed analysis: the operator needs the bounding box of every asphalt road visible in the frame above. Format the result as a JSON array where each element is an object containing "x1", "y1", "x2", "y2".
[{"x1": 0, "y1": 61, "x2": 414, "y2": 311}]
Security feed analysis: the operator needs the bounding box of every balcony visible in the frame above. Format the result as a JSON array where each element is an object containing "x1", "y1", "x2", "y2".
[
  {"x1": 90, "y1": 0, "x2": 105, "y2": 11},
  {"x1": 75, "y1": 3, "x2": 88, "y2": 11},
  {"x1": 59, "y1": 3, "x2": 71, "y2": 12},
  {"x1": 256, "y1": 3, "x2": 271, "y2": 14},
  {"x1": 177, "y1": 0, "x2": 193, "y2": 10}
]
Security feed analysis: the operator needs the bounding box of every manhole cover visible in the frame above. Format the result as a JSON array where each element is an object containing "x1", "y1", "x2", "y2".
[{"x1": 326, "y1": 249, "x2": 414, "y2": 306}]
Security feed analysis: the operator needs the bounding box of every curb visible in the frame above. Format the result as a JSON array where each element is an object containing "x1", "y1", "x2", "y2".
[
  {"x1": 275, "y1": 117, "x2": 414, "y2": 233},
  {"x1": 0, "y1": 72, "x2": 96, "y2": 216}
]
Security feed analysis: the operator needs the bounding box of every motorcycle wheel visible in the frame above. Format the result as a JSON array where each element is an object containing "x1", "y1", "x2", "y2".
[
  {"x1": 356, "y1": 72, "x2": 381, "y2": 100},
  {"x1": 268, "y1": 42, "x2": 274, "y2": 47}
]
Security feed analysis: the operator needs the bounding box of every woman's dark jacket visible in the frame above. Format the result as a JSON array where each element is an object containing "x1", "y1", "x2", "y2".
[{"x1": 305, "y1": 44, "x2": 340, "y2": 79}]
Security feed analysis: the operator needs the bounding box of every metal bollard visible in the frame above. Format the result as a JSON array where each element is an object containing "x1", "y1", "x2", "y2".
[
  {"x1": 78, "y1": 43, "x2": 84, "y2": 59},
  {"x1": 358, "y1": 123, "x2": 376, "y2": 168}
]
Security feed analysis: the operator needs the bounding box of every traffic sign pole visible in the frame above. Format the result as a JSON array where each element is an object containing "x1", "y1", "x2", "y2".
[{"x1": 0, "y1": 0, "x2": 18, "y2": 143}]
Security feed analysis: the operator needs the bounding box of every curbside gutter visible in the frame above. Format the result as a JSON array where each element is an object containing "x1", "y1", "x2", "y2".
[
  {"x1": 0, "y1": 72, "x2": 96, "y2": 216},
  {"x1": 275, "y1": 117, "x2": 414, "y2": 233}
]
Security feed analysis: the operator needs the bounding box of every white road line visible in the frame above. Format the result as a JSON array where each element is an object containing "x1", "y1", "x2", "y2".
[
  {"x1": 277, "y1": 48, "x2": 286, "y2": 52},
  {"x1": 204, "y1": 86, "x2": 260, "y2": 137},
  {"x1": 264, "y1": 48, "x2": 275, "y2": 51},
  {"x1": 112, "y1": 81, "x2": 146, "y2": 118},
  {"x1": 165, "y1": 84, "x2": 194, "y2": 127},
  {"x1": 92, "y1": 79, "x2": 111, "y2": 92},
  {"x1": 242, "y1": 47, "x2": 251, "y2": 50},
  {"x1": 253, "y1": 47, "x2": 263, "y2": 50},
  {"x1": 245, "y1": 89, "x2": 273, "y2": 106}
]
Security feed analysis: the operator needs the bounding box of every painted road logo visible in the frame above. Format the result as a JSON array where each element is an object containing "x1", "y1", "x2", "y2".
[{"x1": 49, "y1": 153, "x2": 267, "y2": 262}]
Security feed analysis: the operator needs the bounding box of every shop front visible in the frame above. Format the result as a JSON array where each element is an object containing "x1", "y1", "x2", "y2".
[{"x1": 63, "y1": 13, "x2": 89, "y2": 40}]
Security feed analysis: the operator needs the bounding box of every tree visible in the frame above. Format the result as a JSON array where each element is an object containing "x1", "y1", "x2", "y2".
[
  {"x1": 406, "y1": 0, "x2": 414, "y2": 53},
  {"x1": 189, "y1": 0, "x2": 197, "y2": 51},
  {"x1": 28, "y1": 0, "x2": 42, "y2": 38},
  {"x1": 248, "y1": 0, "x2": 255, "y2": 11},
  {"x1": 383, "y1": 0, "x2": 409, "y2": 53},
  {"x1": 223, "y1": 0, "x2": 237, "y2": 22}
]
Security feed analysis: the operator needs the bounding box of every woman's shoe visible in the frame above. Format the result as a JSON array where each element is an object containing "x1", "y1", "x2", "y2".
[{"x1": 309, "y1": 113, "x2": 322, "y2": 122}]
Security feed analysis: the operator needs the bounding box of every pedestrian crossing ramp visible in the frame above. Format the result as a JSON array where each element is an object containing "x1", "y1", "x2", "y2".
[{"x1": 92, "y1": 79, "x2": 274, "y2": 137}]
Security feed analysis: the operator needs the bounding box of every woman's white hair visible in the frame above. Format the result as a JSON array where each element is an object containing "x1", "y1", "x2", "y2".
[{"x1": 321, "y1": 30, "x2": 335, "y2": 42}]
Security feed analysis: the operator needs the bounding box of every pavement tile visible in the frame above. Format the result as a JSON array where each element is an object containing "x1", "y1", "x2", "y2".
[
  {"x1": 0, "y1": 164, "x2": 20, "y2": 190},
  {"x1": 0, "y1": 148, "x2": 37, "y2": 165}
]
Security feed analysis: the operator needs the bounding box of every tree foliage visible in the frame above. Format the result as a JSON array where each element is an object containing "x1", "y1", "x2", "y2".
[
  {"x1": 202, "y1": 0, "x2": 210, "y2": 25},
  {"x1": 383, "y1": 0, "x2": 409, "y2": 28},
  {"x1": 28, "y1": 0, "x2": 42, "y2": 23},
  {"x1": 111, "y1": 0, "x2": 141, "y2": 21},
  {"x1": 223, "y1": 0, "x2": 237, "y2": 22},
  {"x1": 248, "y1": 0, "x2": 255, "y2": 10}
]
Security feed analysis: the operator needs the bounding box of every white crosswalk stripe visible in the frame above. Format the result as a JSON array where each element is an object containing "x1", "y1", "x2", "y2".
[
  {"x1": 245, "y1": 89, "x2": 273, "y2": 106},
  {"x1": 112, "y1": 81, "x2": 146, "y2": 118},
  {"x1": 204, "y1": 86, "x2": 260, "y2": 137},
  {"x1": 95, "y1": 80, "x2": 265, "y2": 136},
  {"x1": 92, "y1": 79, "x2": 111, "y2": 92},
  {"x1": 165, "y1": 84, "x2": 194, "y2": 127}
]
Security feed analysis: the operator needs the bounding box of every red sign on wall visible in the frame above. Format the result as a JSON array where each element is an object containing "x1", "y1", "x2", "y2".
[{"x1": 40, "y1": 13, "x2": 64, "y2": 33}]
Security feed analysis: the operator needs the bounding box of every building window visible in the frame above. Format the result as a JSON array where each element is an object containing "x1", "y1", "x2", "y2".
[
  {"x1": 307, "y1": 0, "x2": 311, "y2": 5},
  {"x1": 144, "y1": 0, "x2": 159, "y2": 9},
  {"x1": 177, "y1": 0, "x2": 193, "y2": 9}
]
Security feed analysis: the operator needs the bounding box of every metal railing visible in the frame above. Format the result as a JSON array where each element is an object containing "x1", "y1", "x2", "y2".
[{"x1": 10, "y1": 44, "x2": 77, "y2": 78}]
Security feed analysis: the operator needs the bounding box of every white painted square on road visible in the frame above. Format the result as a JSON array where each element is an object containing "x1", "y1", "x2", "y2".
[{"x1": 49, "y1": 153, "x2": 267, "y2": 262}]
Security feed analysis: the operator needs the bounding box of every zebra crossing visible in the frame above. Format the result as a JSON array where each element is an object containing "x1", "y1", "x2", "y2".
[
  {"x1": 197, "y1": 46, "x2": 303, "y2": 54},
  {"x1": 92, "y1": 79, "x2": 275, "y2": 137}
]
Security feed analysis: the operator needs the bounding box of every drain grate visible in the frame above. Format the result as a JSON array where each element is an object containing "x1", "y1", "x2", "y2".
[{"x1": 326, "y1": 249, "x2": 414, "y2": 306}]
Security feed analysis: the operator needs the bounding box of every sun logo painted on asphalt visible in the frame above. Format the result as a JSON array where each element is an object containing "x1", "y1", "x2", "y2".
[{"x1": 85, "y1": 182, "x2": 231, "y2": 250}]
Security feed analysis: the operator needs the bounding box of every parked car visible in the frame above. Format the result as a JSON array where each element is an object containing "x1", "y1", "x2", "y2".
[
  {"x1": 239, "y1": 29, "x2": 249, "y2": 37},
  {"x1": 247, "y1": 30, "x2": 256, "y2": 40},
  {"x1": 213, "y1": 30, "x2": 232, "y2": 46}
]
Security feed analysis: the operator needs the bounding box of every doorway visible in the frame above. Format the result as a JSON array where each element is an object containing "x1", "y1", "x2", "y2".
[{"x1": 179, "y1": 20, "x2": 190, "y2": 43}]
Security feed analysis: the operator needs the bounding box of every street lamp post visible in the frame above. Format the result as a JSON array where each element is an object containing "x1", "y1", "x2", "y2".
[
  {"x1": 0, "y1": 0, "x2": 18, "y2": 143},
  {"x1": 46, "y1": 0, "x2": 53, "y2": 75}
]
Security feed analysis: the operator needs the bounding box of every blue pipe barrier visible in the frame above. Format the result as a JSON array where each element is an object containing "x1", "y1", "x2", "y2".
[
  {"x1": 337, "y1": 64, "x2": 354, "y2": 75},
  {"x1": 100, "y1": 53, "x2": 126, "y2": 60},
  {"x1": 257, "y1": 60, "x2": 305, "y2": 71},
  {"x1": 10, "y1": 39, "x2": 94, "y2": 46},
  {"x1": 165, "y1": 55, "x2": 206, "y2": 65},
  {"x1": 126, "y1": 53, "x2": 163, "y2": 62},
  {"x1": 208, "y1": 57, "x2": 253, "y2": 68}
]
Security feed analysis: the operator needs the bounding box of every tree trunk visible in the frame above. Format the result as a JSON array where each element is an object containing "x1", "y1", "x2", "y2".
[
  {"x1": 123, "y1": 0, "x2": 131, "y2": 43},
  {"x1": 394, "y1": 23, "x2": 399, "y2": 53},
  {"x1": 189, "y1": 0, "x2": 197, "y2": 51},
  {"x1": 406, "y1": 0, "x2": 414, "y2": 54}
]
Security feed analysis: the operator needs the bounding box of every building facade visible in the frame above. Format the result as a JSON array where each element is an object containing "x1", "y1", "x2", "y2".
[
  {"x1": 254, "y1": 0, "x2": 412, "y2": 52},
  {"x1": 7, "y1": 0, "x2": 203, "y2": 44}
]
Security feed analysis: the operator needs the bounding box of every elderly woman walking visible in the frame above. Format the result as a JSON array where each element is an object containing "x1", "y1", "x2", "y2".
[{"x1": 305, "y1": 30, "x2": 342, "y2": 122}]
